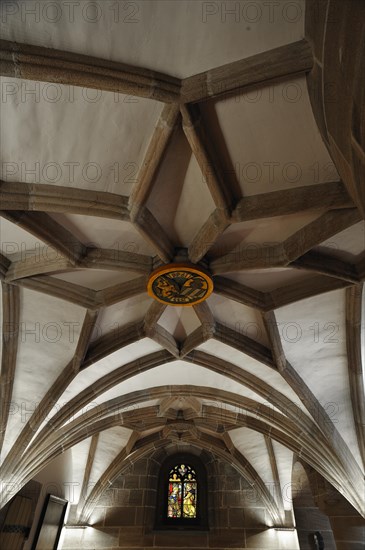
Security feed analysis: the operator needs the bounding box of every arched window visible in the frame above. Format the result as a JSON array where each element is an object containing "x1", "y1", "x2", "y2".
[
  {"x1": 155, "y1": 453, "x2": 208, "y2": 530},
  {"x1": 167, "y1": 463, "x2": 197, "y2": 519}
]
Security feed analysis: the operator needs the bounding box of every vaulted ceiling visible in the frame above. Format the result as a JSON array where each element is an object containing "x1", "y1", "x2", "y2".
[{"x1": 0, "y1": 0, "x2": 364, "y2": 528}]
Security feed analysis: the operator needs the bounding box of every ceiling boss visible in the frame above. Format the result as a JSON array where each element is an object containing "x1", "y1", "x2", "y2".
[{"x1": 147, "y1": 264, "x2": 214, "y2": 306}]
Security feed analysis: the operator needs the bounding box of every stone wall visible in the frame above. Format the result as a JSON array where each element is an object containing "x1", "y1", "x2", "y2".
[
  {"x1": 292, "y1": 459, "x2": 365, "y2": 550},
  {"x1": 61, "y1": 447, "x2": 299, "y2": 549},
  {"x1": 292, "y1": 461, "x2": 336, "y2": 549},
  {"x1": 307, "y1": 467, "x2": 365, "y2": 550},
  {"x1": 0, "y1": 480, "x2": 41, "y2": 549}
]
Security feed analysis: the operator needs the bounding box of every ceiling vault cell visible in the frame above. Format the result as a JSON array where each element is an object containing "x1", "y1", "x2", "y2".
[{"x1": 0, "y1": 8, "x2": 364, "y2": 544}]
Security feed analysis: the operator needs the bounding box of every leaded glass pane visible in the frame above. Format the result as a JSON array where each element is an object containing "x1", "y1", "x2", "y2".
[
  {"x1": 167, "y1": 464, "x2": 197, "y2": 519},
  {"x1": 167, "y1": 481, "x2": 182, "y2": 518},
  {"x1": 183, "y1": 481, "x2": 197, "y2": 518}
]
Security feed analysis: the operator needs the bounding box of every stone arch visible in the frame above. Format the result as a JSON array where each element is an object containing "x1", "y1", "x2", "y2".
[{"x1": 154, "y1": 451, "x2": 209, "y2": 530}]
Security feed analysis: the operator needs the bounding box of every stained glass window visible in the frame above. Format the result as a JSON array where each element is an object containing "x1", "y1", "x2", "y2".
[{"x1": 167, "y1": 464, "x2": 197, "y2": 519}]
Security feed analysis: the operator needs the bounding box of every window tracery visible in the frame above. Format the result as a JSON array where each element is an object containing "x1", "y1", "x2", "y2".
[
  {"x1": 155, "y1": 453, "x2": 208, "y2": 530},
  {"x1": 167, "y1": 463, "x2": 197, "y2": 519}
]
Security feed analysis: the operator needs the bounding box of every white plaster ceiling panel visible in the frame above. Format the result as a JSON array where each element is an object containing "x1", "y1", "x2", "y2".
[
  {"x1": 146, "y1": 128, "x2": 189, "y2": 238},
  {"x1": 43, "y1": 398, "x2": 161, "y2": 436},
  {"x1": 75, "y1": 361, "x2": 277, "y2": 411},
  {"x1": 2, "y1": 289, "x2": 85, "y2": 458},
  {"x1": 146, "y1": 127, "x2": 215, "y2": 246},
  {"x1": 0, "y1": 0, "x2": 304, "y2": 78},
  {"x1": 223, "y1": 268, "x2": 315, "y2": 292},
  {"x1": 52, "y1": 269, "x2": 138, "y2": 291},
  {"x1": 0, "y1": 0, "x2": 363, "y2": 521},
  {"x1": 70, "y1": 438, "x2": 93, "y2": 503},
  {"x1": 49, "y1": 214, "x2": 155, "y2": 255},
  {"x1": 53, "y1": 339, "x2": 164, "y2": 419},
  {"x1": 173, "y1": 157, "x2": 216, "y2": 247},
  {"x1": 230, "y1": 428, "x2": 274, "y2": 486},
  {"x1": 33, "y1": 448, "x2": 73, "y2": 492},
  {"x1": 275, "y1": 289, "x2": 363, "y2": 468},
  {"x1": 92, "y1": 294, "x2": 152, "y2": 338},
  {"x1": 209, "y1": 77, "x2": 338, "y2": 195},
  {"x1": 271, "y1": 440, "x2": 294, "y2": 511},
  {"x1": 197, "y1": 340, "x2": 310, "y2": 417},
  {"x1": 87, "y1": 426, "x2": 132, "y2": 497},
  {"x1": 0, "y1": 218, "x2": 51, "y2": 259},
  {"x1": 157, "y1": 306, "x2": 201, "y2": 341},
  {"x1": 315, "y1": 221, "x2": 365, "y2": 261},
  {"x1": 206, "y1": 293, "x2": 269, "y2": 346},
  {"x1": 209, "y1": 211, "x2": 325, "y2": 258},
  {"x1": 0, "y1": 76, "x2": 163, "y2": 196},
  {"x1": 146, "y1": 128, "x2": 192, "y2": 245}
]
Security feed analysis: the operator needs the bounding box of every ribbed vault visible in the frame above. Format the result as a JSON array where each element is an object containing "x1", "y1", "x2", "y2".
[{"x1": 0, "y1": 0, "x2": 364, "y2": 537}]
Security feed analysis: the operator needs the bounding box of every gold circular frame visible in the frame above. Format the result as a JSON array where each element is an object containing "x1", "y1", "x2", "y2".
[{"x1": 147, "y1": 263, "x2": 214, "y2": 306}]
